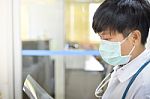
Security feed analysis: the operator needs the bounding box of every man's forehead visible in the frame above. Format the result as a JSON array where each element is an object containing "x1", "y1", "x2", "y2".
[{"x1": 98, "y1": 31, "x2": 118, "y2": 35}]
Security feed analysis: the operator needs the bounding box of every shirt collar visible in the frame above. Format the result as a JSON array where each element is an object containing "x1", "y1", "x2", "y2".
[{"x1": 116, "y1": 49, "x2": 150, "y2": 83}]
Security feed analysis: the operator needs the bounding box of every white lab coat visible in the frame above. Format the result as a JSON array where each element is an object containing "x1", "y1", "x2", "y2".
[{"x1": 102, "y1": 49, "x2": 150, "y2": 99}]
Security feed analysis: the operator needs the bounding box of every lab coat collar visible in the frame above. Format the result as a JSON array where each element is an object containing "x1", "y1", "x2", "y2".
[{"x1": 116, "y1": 49, "x2": 150, "y2": 83}]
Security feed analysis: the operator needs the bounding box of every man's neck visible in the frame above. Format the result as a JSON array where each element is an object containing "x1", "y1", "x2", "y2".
[{"x1": 131, "y1": 45, "x2": 145, "y2": 60}]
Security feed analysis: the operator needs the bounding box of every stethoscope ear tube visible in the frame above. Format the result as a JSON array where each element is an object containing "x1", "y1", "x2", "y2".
[{"x1": 95, "y1": 70, "x2": 113, "y2": 98}]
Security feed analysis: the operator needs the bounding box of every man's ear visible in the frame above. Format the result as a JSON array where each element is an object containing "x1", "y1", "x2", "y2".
[{"x1": 131, "y1": 30, "x2": 141, "y2": 44}]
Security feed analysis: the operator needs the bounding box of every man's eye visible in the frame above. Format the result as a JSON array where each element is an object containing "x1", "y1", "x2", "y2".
[{"x1": 104, "y1": 38, "x2": 110, "y2": 40}]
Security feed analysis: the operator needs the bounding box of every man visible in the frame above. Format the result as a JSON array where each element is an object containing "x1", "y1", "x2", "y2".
[{"x1": 92, "y1": 0, "x2": 150, "y2": 98}]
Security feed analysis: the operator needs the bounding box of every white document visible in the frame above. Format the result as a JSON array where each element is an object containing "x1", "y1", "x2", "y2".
[{"x1": 23, "y1": 75, "x2": 54, "y2": 99}]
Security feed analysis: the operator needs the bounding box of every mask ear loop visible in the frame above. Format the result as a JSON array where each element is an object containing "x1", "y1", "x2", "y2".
[
  {"x1": 127, "y1": 33, "x2": 136, "y2": 55},
  {"x1": 120, "y1": 32, "x2": 135, "y2": 56},
  {"x1": 129, "y1": 44, "x2": 135, "y2": 55},
  {"x1": 121, "y1": 33, "x2": 133, "y2": 44}
]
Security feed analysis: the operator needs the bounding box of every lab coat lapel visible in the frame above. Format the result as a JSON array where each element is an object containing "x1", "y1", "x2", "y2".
[{"x1": 116, "y1": 49, "x2": 150, "y2": 83}]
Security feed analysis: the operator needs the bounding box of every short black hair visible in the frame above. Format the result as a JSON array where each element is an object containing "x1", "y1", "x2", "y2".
[{"x1": 92, "y1": 0, "x2": 150, "y2": 45}]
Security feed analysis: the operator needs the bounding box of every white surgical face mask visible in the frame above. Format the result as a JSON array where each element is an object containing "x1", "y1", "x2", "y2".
[{"x1": 99, "y1": 34, "x2": 135, "y2": 66}]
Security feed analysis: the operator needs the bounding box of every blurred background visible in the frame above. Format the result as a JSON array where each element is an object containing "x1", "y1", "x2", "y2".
[
  {"x1": 21, "y1": 0, "x2": 109, "y2": 99},
  {"x1": 0, "y1": 0, "x2": 149, "y2": 99}
]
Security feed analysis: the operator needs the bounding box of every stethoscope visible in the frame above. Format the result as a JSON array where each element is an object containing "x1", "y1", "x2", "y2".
[
  {"x1": 95, "y1": 69, "x2": 114, "y2": 98},
  {"x1": 95, "y1": 59, "x2": 150, "y2": 99}
]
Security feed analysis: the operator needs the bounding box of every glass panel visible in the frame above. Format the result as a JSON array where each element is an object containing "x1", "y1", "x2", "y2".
[
  {"x1": 21, "y1": 0, "x2": 111, "y2": 99},
  {"x1": 21, "y1": 0, "x2": 63, "y2": 98},
  {"x1": 64, "y1": 55, "x2": 104, "y2": 99}
]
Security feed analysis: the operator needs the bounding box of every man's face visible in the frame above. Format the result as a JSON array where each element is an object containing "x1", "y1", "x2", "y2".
[{"x1": 98, "y1": 31, "x2": 134, "y2": 56}]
